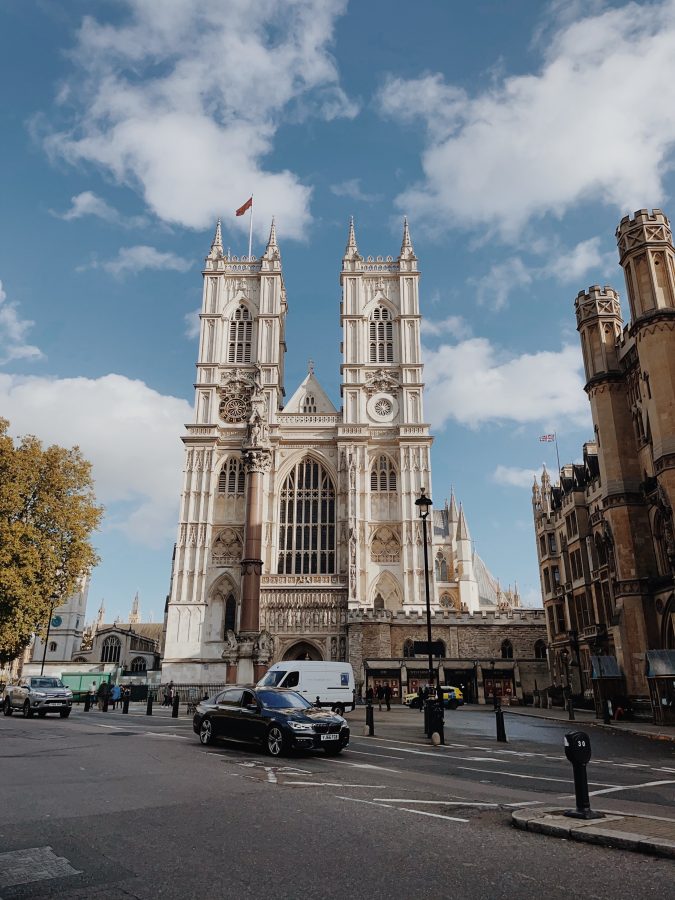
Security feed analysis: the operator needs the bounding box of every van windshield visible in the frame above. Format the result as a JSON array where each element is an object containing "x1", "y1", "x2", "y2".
[{"x1": 259, "y1": 671, "x2": 285, "y2": 687}]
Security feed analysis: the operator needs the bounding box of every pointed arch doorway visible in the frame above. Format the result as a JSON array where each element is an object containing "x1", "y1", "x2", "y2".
[{"x1": 282, "y1": 641, "x2": 323, "y2": 661}]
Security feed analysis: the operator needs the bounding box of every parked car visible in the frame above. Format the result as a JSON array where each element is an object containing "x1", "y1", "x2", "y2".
[
  {"x1": 193, "y1": 686, "x2": 350, "y2": 757},
  {"x1": 3, "y1": 677, "x2": 73, "y2": 718},
  {"x1": 404, "y1": 685, "x2": 464, "y2": 709}
]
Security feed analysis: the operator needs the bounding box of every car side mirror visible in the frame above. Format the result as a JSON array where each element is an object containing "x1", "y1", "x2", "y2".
[{"x1": 245, "y1": 702, "x2": 259, "y2": 712}]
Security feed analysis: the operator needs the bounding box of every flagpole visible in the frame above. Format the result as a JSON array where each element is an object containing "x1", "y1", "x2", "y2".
[
  {"x1": 248, "y1": 196, "x2": 254, "y2": 259},
  {"x1": 554, "y1": 432, "x2": 561, "y2": 482}
]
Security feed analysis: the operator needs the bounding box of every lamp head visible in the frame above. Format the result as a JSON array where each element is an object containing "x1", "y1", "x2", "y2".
[{"x1": 415, "y1": 488, "x2": 433, "y2": 518}]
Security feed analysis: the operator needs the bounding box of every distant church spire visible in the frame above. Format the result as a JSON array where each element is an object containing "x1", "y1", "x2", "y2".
[
  {"x1": 399, "y1": 216, "x2": 416, "y2": 261},
  {"x1": 261, "y1": 217, "x2": 281, "y2": 263},
  {"x1": 343, "y1": 216, "x2": 362, "y2": 261},
  {"x1": 207, "y1": 218, "x2": 223, "y2": 259},
  {"x1": 129, "y1": 592, "x2": 141, "y2": 625}
]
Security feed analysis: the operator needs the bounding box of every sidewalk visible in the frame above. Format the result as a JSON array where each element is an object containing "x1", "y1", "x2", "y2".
[
  {"x1": 504, "y1": 703, "x2": 675, "y2": 742},
  {"x1": 512, "y1": 805, "x2": 675, "y2": 859}
]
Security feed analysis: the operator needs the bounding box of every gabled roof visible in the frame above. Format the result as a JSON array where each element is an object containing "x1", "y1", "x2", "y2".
[{"x1": 284, "y1": 371, "x2": 337, "y2": 414}]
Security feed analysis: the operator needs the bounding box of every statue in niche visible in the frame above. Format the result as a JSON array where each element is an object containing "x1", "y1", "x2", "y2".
[
  {"x1": 330, "y1": 637, "x2": 338, "y2": 660},
  {"x1": 223, "y1": 630, "x2": 238, "y2": 653}
]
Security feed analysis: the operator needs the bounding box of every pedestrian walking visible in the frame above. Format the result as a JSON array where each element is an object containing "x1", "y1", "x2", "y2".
[
  {"x1": 88, "y1": 682, "x2": 96, "y2": 711},
  {"x1": 383, "y1": 683, "x2": 391, "y2": 711},
  {"x1": 96, "y1": 680, "x2": 109, "y2": 711},
  {"x1": 110, "y1": 683, "x2": 121, "y2": 710},
  {"x1": 376, "y1": 684, "x2": 384, "y2": 712}
]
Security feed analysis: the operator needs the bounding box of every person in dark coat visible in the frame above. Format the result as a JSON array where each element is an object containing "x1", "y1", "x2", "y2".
[
  {"x1": 383, "y1": 684, "x2": 392, "y2": 711},
  {"x1": 376, "y1": 684, "x2": 384, "y2": 711}
]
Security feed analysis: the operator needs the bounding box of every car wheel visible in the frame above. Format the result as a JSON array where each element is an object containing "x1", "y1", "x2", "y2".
[
  {"x1": 59, "y1": 709, "x2": 71, "y2": 718},
  {"x1": 324, "y1": 745, "x2": 343, "y2": 756},
  {"x1": 199, "y1": 718, "x2": 214, "y2": 745},
  {"x1": 3, "y1": 698, "x2": 12, "y2": 716},
  {"x1": 23, "y1": 700, "x2": 33, "y2": 718},
  {"x1": 266, "y1": 724, "x2": 287, "y2": 757}
]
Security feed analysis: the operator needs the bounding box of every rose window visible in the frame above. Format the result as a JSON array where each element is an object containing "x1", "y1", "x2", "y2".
[
  {"x1": 220, "y1": 396, "x2": 250, "y2": 422},
  {"x1": 374, "y1": 398, "x2": 393, "y2": 417}
]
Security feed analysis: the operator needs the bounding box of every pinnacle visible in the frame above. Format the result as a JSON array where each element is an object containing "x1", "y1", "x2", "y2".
[
  {"x1": 209, "y1": 218, "x2": 223, "y2": 257},
  {"x1": 399, "y1": 215, "x2": 416, "y2": 259},
  {"x1": 343, "y1": 216, "x2": 362, "y2": 261}
]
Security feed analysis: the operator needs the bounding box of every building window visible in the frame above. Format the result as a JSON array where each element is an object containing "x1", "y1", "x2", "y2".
[
  {"x1": 548, "y1": 534, "x2": 557, "y2": 555},
  {"x1": 130, "y1": 656, "x2": 147, "y2": 672},
  {"x1": 539, "y1": 535, "x2": 546, "y2": 557},
  {"x1": 552, "y1": 565, "x2": 561, "y2": 586},
  {"x1": 543, "y1": 568, "x2": 551, "y2": 594},
  {"x1": 277, "y1": 458, "x2": 336, "y2": 575},
  {"x1": 369, "y1": 306, "x2": 393, "y2": 363},
  {"x1": 370, "y1": 455, "x2": 397, "y2": 492},
  {"x1": 49, "y1": 641, "x2": 57, "y2": 653},
  {"x1": 435, "y1": 552, "x2": 448, "y2": 582},
  {"x1": 373, "y1": 593, "x2": 385, "y2": 610},
  {"x1": 554, "y1": 603, "x2": 566, "y2": 634},
  {"x1": 224, "y1": 594, "x2": 236, "y2": 633},
  {"x1": 227, "y1": 305, "x2": 252, "y2": 363},
  {"x1": 565, "y1": 511, "x2": 578, "y2": 539},
  {"x1": 501, "y1": 639, "x2": 514, "y2": 659},
  {"x1": 302, "y1": 395, "x2": 316, "y2": 413},
  {"x1": 534, "y1": 640, "x2": 547, "y2": 660},
  {"x1": 219, "y1": 457, "x2": 245, "y2": 494},
  {"x1": 101, "y1": 636, "x2": 121, "y2": 664},
  {"x1": 403, "y1": 639, "x2": 414, "y2": 658}
]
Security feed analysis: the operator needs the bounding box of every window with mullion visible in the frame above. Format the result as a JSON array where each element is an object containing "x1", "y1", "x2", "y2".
[{"x1": 277, "y1": 458, "x2": 336, "y2": 575}]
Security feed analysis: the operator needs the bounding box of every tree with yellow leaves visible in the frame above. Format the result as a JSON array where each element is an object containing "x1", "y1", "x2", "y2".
[{"x1": 0, "y1": 418, "x2": 103, "y2": 664}]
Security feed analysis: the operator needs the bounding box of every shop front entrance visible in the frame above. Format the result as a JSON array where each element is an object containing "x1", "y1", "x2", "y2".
[
  {"x1": 484, "y1": 670, "x2": 515, "y2": 702},
  {"x1": 442, "y1": 667, "x2": 476, "y2": 704},
  {"x1": 366, "y1": 668, "x2": 402, "y2": 702}
]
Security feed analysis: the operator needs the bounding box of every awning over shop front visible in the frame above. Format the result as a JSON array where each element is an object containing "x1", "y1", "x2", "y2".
[
  {"x1": 591, "y1": 655, "x2": 621, "y2": 679},
  {"x1": 646, "y1": 649, "x2": 675, "y2": 677}
]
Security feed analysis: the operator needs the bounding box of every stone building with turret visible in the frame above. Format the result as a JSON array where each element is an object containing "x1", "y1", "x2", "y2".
[
  {"x1": 533, "y1": 210, "x2": 675, "y2": 716},
  {"x1": 162, "y1": 219, "x2": 547, "y2": 703}
]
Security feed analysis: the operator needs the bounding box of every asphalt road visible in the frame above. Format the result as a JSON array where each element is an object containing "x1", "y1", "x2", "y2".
[{"x1": 0, "y1": 704, "x2": 673, "y2": 899}]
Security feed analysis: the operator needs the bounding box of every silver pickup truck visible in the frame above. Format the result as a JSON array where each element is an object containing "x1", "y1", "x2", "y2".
[{"x1": 3, "y1": 676, "x2": 73, "y2": 718}]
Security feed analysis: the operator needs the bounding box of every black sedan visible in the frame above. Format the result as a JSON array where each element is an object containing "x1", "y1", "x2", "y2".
[{"x1": 193, "y1": 687, "x2": 350, "y2": 757}]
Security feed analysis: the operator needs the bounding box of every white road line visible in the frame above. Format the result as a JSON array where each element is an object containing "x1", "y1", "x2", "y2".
[
  {"x1": 346, "y1": 749, "x2": 405, "y2": 760},
  {"x1": 285, "y1": 782, "x2": 387, "y2": 788},
  {"x1": 322, "y1": 758, "x2": 401, "y2": 774},
  {"x1": 372, "y1": 799, "x2": 497, "y2": 807},
  {"x1": 337, "y1": 796, "x2": 468, "y2": 822},
  {"x1": 502, "y1": 800, "x2": 543, "y2": 808},
  {"x1": 588, "y1": 779, "x2": 675, "y2": 797},
  {"x1": 143, "y1": 733, "x2": 188, "y2": 739},
  {"x1": 453, "y1": 766, "x2": 615, "y2": 786}
]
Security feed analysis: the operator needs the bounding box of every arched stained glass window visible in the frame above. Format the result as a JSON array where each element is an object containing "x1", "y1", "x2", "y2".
[
  {"x1": 370, "y1": 455, "x2": 397, "y2": 492},
  {"x1": 101, "y1": 636, "x2": 121, "y2": 664},
  {"x1": 435, "y1": 552, "x2": 448, "y2": 581},
  {"x1": 131, "y1": 656, "x2": 147, "y2": 672},
  {"x1": 218, "y1": 457, "x2": 245, "y2": 494},
  {"x1": 227, "y1": 305, "x2": 252, "y2": 363},
  {"x1": 369, "y1": 306, "x2": 394, "y2": 363},
  {"x1": 277, "y1": 458, "x2": 336, "y2": 575},
  {"x1": 224, "y1": 594, "x2": 236, "y2": 633},
  {"x1": 501, "y1": 639, "x2": 514, "y2": 659}
]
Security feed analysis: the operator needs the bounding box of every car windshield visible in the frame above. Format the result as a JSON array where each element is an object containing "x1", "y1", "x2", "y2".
[
  {"x1": 30, "y1": 678, "x2": 63, "y2": 689},
  {"x1": 258, "y1": 671, "x2": 285, "y2": 687},
  {"x1": 258, "y1": 690, "x2": 311, "y2": 710}
]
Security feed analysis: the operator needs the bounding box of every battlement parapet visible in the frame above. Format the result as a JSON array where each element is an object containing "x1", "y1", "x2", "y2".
[
  {"x1": 575, "y1": 285, "x2": 622, "y2": 326},
  {"x1": 616, "y1": 208, "x2": 672, "y2": 261}
]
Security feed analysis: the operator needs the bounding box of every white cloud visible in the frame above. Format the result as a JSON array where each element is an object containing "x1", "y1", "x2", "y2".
[
  {"x1": 378, "y1": 1, "x2": 675, "y2": 237},
  {"x1": 0, "y1": 373, "x2": 192, "y2": 547},
  {"x1": 472, "y1": 258, "x2": 533, "y2": 310},
  {"x1": 44, "y1": 0, "x2": 355, "y2": 241},
  {"x1": 52, "y1": 191, "x2": 147, "y2": 228},
  {"x1": 330, "y1": 179, "x2": 381, "y2": 203},
  {"x1": 421, "y1": 314, "x2": 471, "y2": 339},
  {"x1": 81, "y1": 245, "x2": 192, "y2": 278},
  {"x1": 492, "y1": 465, "x2": 539, "y2": 488},
  {"x1": 184, "y1": 308, "x2": 201, "y2": 340},
  {"x1": 547, "y1": 237, "x2": 611, "y2": 283},
  {"x1": 423, "y1": 337, "x2": 590, "y2": 429},
  {"x1": 0, "y1": 280, "x2": 43, "y2": 364}
]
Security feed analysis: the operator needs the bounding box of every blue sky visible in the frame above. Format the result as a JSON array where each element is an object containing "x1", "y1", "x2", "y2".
[{"x1": 2, "y1": 0, "x2": 674, "y2": 623}]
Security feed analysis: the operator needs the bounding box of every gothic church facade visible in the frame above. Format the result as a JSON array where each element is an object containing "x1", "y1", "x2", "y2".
[{"x1": 162, "y1": 220, "x2": 532, "y2": 692}]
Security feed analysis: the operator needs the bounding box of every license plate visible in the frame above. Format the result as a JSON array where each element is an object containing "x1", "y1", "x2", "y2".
[{"x1": 321, "y1": 733, "x2": 339, "y2": 741}]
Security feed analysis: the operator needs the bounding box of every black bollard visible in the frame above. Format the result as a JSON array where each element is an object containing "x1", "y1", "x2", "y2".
[
  {"x1": 495, "y1": 702, "x2": 507, "y2": 742},
  {"x1": 365, "y1": 700, "x2": 374, "y2": 736},
  {"x1": 172, "y1": 694, "x2": 179, "y2": 718},
  {"x1": 602, "y1": 699, "x2": 612, "y2": 725},
  {"x1": 84, "y1": 693, "x2": 90, "y2": 712},
  {"x1": 430, "y1": 699, "x2": 445, "y2": 745},
  {"x1": 563, "y1": 731, "x2": 604, "y2": 820},
  {"x1": 146, "y1": 692, "x2": 153, "y2": 716},
  {"x1": 423, "y1": 699, "x2": 431, "y2": 737}
]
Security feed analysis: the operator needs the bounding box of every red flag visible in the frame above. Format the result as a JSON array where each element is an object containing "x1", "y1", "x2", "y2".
[
  {"x1": 235, "y1": 197, "x2": 252, "y2": 216},
  {"x1": 539, "y1": 434, "x2": 555, "y2": 442}
]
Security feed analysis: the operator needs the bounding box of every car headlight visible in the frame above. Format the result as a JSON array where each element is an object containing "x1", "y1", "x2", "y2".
[
  {"x1": 65, "y1": 690, "x2": 73, "y2": 697},
  {"x1": 33, "y1": 692, "x2": 47, "y2": 698},
  {"x1": 289, "y1": 721, "x2": 314, "y2": 732}
]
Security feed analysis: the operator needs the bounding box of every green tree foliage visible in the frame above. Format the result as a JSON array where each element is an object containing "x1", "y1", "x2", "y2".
[{"x1": 0, "y1": 418, "x2": 103, "y2": 663}]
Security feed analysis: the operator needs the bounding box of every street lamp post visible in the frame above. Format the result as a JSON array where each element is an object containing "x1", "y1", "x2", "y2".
[
  {"x1": 415, "y1": 488, "x2": 437, "y2": 736},
  {"x1": 40, "y1": 600, "x2": 57, "y2": 676}
]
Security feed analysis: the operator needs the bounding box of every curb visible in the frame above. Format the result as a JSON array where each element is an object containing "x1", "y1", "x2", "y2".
[
  {"x1": 505, "y1": 709, "x2": 675, "y2": 743},
  {"x1": 512, "y1": 806, "x2": 675, "y2": 859}
]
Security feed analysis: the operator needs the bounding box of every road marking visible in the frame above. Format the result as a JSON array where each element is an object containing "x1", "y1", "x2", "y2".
[
  {"x1": 337, "y1": 796, "x2": 468, "y2": 822},
  {"x1": 143, "y1": 733, "x2": 188, "y2": 739},
  {"x1": 0, "y1": 847, "x2": 81, "y2": 889},
  {"x1": 502, "y1": 800, "x2": 543, "y2": 807},
  {"x1": 346, "y1": 749, "x2": 405, "y2": 760},
  {"x1": 453, "y1": 766, "x2": 615, "y2": 786},
  {"x1": 372, "y1": 799, "x2": 498, "y2": 807},
  {"x1": 588, "y1": 779, "x2": 675, "y2": 797},
  {"x1": 285, "y1": 782, "x2": 387, "y2": 788},
  {"x1": 322, "y1": 758, "x2": 401, "y2": 774}
]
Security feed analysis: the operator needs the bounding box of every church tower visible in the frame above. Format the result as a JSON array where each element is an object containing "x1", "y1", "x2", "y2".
[{"x1": 163, "y1": 221, "x2": 286, "y2": 682}]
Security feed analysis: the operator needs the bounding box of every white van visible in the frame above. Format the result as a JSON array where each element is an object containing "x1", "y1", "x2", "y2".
[{"x1": 257, "y1": 661, "x2": 355, "y2": 714}]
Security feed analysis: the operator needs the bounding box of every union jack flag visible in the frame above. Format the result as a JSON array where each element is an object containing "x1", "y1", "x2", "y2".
[{"x1": 539, "y1": 434, "x2": 555, "y2": 442}]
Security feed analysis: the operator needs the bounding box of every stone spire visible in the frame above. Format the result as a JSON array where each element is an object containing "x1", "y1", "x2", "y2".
[
  {"x1": 399, "y1": 216, "x2": 416, "y2": 261},
  {"x1": 448, "y1": 489, "x2": 459, "y2": 525},
  {"x1": 343, "y1": 216, "x2": 362, "y2": 261},
  {"x1": 129, "y1": 592, "x2": 141, "y2": 625},
  {"x1": 207, "y1": 218, "x2": 223, "y2": 260},
  {"x1": 96, "y1": 600, "x2": 105, "y2": 625},
  {"x1": 456, "y1": 503, "x2": 470, "y2": 542},
  {"x1": 261, "y1": 217, "x2": 281, "y2": 267}
]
